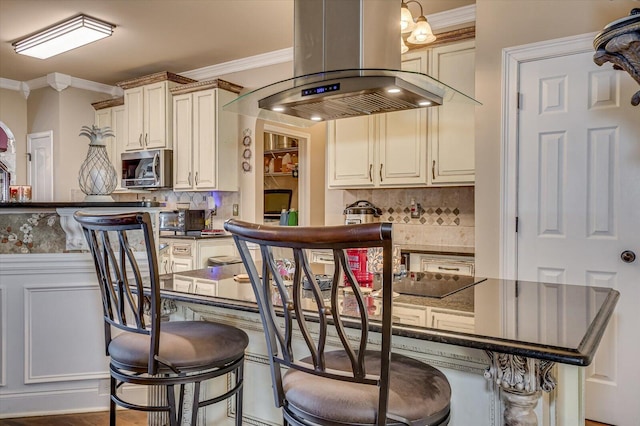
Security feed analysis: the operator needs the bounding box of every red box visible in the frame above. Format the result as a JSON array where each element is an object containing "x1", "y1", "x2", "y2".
[{"x1": 344, "y1": 248, "x2": 373, "y2": 287}]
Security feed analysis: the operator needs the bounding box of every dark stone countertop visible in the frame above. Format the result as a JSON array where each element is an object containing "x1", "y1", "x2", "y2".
[
  {"x1": 0, "y1": 201, "x2": 162, "y2": 209},
  {"x1": 157, "y1": 265, "x2": 619, "y2": 366}
]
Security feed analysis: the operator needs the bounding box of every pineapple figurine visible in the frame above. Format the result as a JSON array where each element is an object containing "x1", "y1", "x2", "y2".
[{"x1": 78, "y1": 125, "x2": 118, "y2": 201}]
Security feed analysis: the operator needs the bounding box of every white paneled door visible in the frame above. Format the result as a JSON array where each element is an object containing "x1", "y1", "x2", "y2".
[
  {"x1": 517, "y1": 51, "x2": 640, "y2": 425},
  {"x1": 27, "y1": 131, "x2": 53, "y2": 201}
]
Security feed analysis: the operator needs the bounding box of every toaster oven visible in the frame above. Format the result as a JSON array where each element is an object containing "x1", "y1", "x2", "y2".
[{"x1": 159, "y1": 209, "x2": 205, "y2": 234}]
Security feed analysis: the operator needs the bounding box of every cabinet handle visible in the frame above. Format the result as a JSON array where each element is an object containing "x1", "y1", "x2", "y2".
[
  {"x1": 170, "y1": 261, "x2": 175, "y2": 273},
  {"x1": 144, "y1": 133, "x2": 149, "y2": 146},
  {"x1": 438, "y1": 266, "x2": 460, "y2": 271},
  {"x1": 188, "y1": 172, "x2": 192, "y2": 186},
  {"x1": 138, "y1": 133, "x2": 143, "y2": 145},
  {"x1": 369, "y1": 164, "x2": 373, "y2": 182},
  {"x1": 432, "y1": 160, "x2": 436, "y2": 180},
  {"x1": 195, "y1": 171, "x2": 199, "y2": 185},
  {"x1": 379, "y1": 164, "x2": 383, "y2": 182}
]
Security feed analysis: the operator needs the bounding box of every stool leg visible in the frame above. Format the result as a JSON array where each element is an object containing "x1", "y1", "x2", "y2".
[
  {"x1": 167, "y1": 384, "x2": 178, "y2": 426},
  {"x1": 109, "y1": 376, "x2": 116, "y2": 426},
  {"x1": 235, "y1": 363, "x2": 244, "y2": 426},
  {"x1": 190, "y1": 382, "x2": 201, "y2": 426}
]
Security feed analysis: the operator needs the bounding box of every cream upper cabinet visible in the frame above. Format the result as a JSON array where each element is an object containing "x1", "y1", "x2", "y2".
[
  {"x1": 124, "y1": 82, "x2": 170, "y2": 151},
  {"x1": 171, "y1": 80, "x2": 241, "y2": 192},
  {"x1": 93, "y1": 99, "x2": 126, "y2": 191},
  {"x1": 428, "y1": 40, "x2": 475, "y2": 185},
  {"x1": 117, "y1": 72, "x2": 196, "y2": 152},
  {"x1": 327, "y1": 51, "x2": 428, "y2": 188}
]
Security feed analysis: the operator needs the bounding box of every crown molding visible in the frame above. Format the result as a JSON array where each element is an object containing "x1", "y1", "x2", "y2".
[
  {"x1": 181, "y1": 48, "x2": 293, "y2": 82},
  {"x1": 428, "y1": 4, "x2": 476, "y2": 31},
  {"x1": 0, "y1": 73, "x2": 122, "y2": 99}
]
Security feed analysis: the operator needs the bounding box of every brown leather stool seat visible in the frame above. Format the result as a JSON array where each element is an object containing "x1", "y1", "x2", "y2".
[
  {"x1": 284, "y1": 350, "x2": 451, "y2": 425},
  {"x1": 109, "y1": 321, "x2": 248, "y2": 372}
]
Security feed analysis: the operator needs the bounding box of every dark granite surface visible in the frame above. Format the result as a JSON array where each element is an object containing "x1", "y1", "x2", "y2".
[
  {"x1": 0, "y1": 201, "x2": 161, "y2": 209},
  {"x1": 158, "y1": 265, "x2": 619, "y2": 366}
]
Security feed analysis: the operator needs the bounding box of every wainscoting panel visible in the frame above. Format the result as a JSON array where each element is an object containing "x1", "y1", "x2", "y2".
[{"x1": 24, "y1": 285, "x2": 109, "y2": 384}]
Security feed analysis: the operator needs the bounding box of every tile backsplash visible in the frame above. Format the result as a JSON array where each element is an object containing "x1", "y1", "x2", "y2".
[
  {"x1": 343, "y1": 187, "x2": 474, "y2": 248},
  {"x1": 114, "y1": 190, "x2": 239, "y2": 230}
]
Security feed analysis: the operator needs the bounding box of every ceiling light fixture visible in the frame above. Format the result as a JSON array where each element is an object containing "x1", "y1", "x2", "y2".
[
  {"x1": 13, "y1": 14, "x2": 115, "y2": 59},
  {"x1": 401, "y1": 1, "x2": 436, "y2": 46}
]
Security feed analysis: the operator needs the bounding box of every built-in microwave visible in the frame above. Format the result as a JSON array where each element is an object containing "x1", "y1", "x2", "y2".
[{"x1": 121, "y1": 149, "x2": 172, "y2": 189}]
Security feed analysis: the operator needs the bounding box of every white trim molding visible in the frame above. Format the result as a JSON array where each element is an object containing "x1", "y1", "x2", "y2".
[
  {"x1": 429, "y1": 4, "x2": 476, "y2": 30},
  {"x1": 500, "y1": 32, "x2": 598, "y2": 280},
  {"x1": 0, "y1": 73, "x2": 122, "y2": 99}
]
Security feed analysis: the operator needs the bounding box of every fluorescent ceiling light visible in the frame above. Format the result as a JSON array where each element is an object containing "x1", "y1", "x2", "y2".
[{"x1": 13, "y1": 14, "x2": 114, "y2": 59}]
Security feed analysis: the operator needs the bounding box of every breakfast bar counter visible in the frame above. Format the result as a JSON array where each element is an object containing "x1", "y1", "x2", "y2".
[{"x1": 156, "y1": 265, "x2": 619, "y2": 426}]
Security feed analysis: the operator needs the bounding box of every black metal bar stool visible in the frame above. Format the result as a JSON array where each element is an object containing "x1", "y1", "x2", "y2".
[
  {"x1": 75, "y1": 211, "x2": 248, "y2": 426},
  {"x1": 225, "y1": 219, "x2": 451, "y2": 426}
]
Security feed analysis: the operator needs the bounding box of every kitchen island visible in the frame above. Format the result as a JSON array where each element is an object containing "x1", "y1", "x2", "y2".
[
  {"x1": 155, "y1": 265, "x2": 618, "y2": 426},
  {"x1": 0, "y1": 201, "x2": 163, "y2": 419}
]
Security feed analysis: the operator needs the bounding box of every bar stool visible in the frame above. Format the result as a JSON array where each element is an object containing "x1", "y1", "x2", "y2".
[
  {"x1": 225, "y1": 219, "x2": 451, "y2": 426},
  {"x1": 75, "y1": 211, "x2": 248, "y2": 426}
]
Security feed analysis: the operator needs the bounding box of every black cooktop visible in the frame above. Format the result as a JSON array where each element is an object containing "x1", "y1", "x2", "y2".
[{"x1": 391, "y1": 272, "x2": 485, "y2": 298}]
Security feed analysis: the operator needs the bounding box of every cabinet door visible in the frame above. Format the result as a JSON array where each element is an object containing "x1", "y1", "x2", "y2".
[
  {"x1": 94, "y1": 108, "x2": 116, "y2": 168},
  {"x1": 124, "y1": 87, "x2": 144, "y2": 151},
  {"x1": 193, "y1": 89, "x2": 217, "y2": 190},
  {"x1": 428, "y1": 40, "x2": 475, "y2": 184},
  {"x1": 327, "y1": 116, "x2": 376, "y2": 187},
  {"x1": 173, "y1": 93, "x2": 194, "y2": 190},
  {"x1": 144, "y1": 82, "x2": 169, "y2": 149},
  {"x1": 172, "y1": 257, "x2": 193, "y2": 273},
  {"x1": 376, "y1": 51, "x2": 428, "y2": 187},
  {"x1": 112, "y1": 105, "x2": 126, "y2": 191},
  {"x1": 378, "y1": 108, "x2": 427, "y2": 186}
]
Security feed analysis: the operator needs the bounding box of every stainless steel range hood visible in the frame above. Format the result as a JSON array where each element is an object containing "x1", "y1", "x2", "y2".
[{"x1": 223, "y1": 0, "x2": 479, "y2": 127}]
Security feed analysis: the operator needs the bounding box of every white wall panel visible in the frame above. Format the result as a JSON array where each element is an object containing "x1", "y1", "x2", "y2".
[
  {"x1": 586, "y1": 271, "x2": 617, "y2": 385},
  {"x1": 588, "y1": 70, "x2": 619, "y2": 109},
  {"x1": 587, "y1": 127, "x2": 618, "y2": 238},
  {"x1": 539, "y1": 75, "x2": 567, "y2": 114},
  {"x1": 538, "y1": 132, "x2": 566, "y2": 236},
  {"x1": 24, "y1": 285, "x2": 109, "y2": 384},
  {"x1": 0, "y1": 286, "x2": 5, "y2": 387}
]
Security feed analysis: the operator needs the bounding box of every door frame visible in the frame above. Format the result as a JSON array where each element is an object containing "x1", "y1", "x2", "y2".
[
  {"x1": 27, "y1": 130, "x2": 54, "y2": 201},
  {"x1": 499, "y1": 32, "x2": 597, "y2": 280}
]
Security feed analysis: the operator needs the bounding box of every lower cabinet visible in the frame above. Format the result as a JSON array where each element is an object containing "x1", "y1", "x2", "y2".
[{"x1": 159, "y1": 237, "x2": 237, "y2": 273}]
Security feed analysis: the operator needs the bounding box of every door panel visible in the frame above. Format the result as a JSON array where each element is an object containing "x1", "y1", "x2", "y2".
[{"x1": 517, "y1": 51, "x2": 639, "y2": 425}]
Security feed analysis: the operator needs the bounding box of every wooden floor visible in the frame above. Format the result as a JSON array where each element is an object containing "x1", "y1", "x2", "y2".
[{"x1": 0, "y1": 412, "x2": 614, "y2": 426}]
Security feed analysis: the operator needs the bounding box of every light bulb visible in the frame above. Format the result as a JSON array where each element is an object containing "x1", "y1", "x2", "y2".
[{"x1": 407, "y1": 16, "x2": 436, "y2": 45}]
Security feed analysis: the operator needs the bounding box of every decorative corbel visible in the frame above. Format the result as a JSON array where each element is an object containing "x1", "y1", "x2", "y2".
[{"x1": 594, "y1": 9, "x2": 640, "y2": 106}]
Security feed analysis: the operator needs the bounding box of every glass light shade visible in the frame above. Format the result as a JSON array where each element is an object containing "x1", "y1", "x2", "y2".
[
  {"x1": 400, "y1": 3, "x2": 415, "y2": 33},
  {"x1": 401, "y1": 37, "x2": 409, "y2": 54},
  {"x1": 13, "y1": 15, "x2": 114, "y2": 59},
  {"x1": 407, "y1": 16, "x2": 436, "y2": 44}
]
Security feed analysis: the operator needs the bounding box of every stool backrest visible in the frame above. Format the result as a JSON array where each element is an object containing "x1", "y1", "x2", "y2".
[
  {"x1": 224, "y1": 219, "x2": 394, "y2": 423},
  {"x1": 74, "y1": 211, "x2": 161, "y2": 374}
]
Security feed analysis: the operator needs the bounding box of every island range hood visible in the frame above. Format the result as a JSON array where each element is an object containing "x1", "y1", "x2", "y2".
[{"x1": 223, "y1": 0, "x2": 479, "y2": 127}]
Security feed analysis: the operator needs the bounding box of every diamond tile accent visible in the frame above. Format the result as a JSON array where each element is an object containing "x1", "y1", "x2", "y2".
[
  {"x1": 426, "y1": 208, "x2": 434, "y2": 215},
  {"x1": 403, "y1": 216, "x2": 410, "y2": 223},
  {"x1": 437, "y1": 217, "x2": 444, "y2": 225},
  {"x1": 420, "y1": 217, "x2": 426, "y2": 224},
  {"x1": 453, "y1": 208, "x2": 460, "y2": 215},
  {"x1": 388, "y1": 216, "x2": 394, "y2": 222},
  {"x1": 435, "y1": 208, "x2": 443, "y2": 215},
  {"x1": 444, "y1": 207, "x2": 451, "y2": 214},
  {"x1": 454, "y1": 217, "x2": 460, "y2": 225},
  {"x1": 388, "y1": 207, "x2": 394, "y2": 214},
  {"x1": 403, "y1": 207, "x2": 410, "y2": 214}
]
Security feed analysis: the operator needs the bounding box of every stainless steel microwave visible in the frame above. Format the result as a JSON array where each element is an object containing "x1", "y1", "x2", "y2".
[
  {"x1": 159, "y1": 209, "x2": 205, "y2": 234},
  {"x1": 121, "y1": 149, "x2": 172, "y2": 189}
]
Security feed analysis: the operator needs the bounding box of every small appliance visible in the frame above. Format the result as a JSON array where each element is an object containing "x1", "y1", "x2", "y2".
[
  {"x1": 344, "y1": 200, "x2": 382, "y2": 224},
  {"x1": 159, "y1": 209, "x2": 205, "y2": 234},
  {"x1": 121, "y1": 149, "x2": 172, "y2": 189}
]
